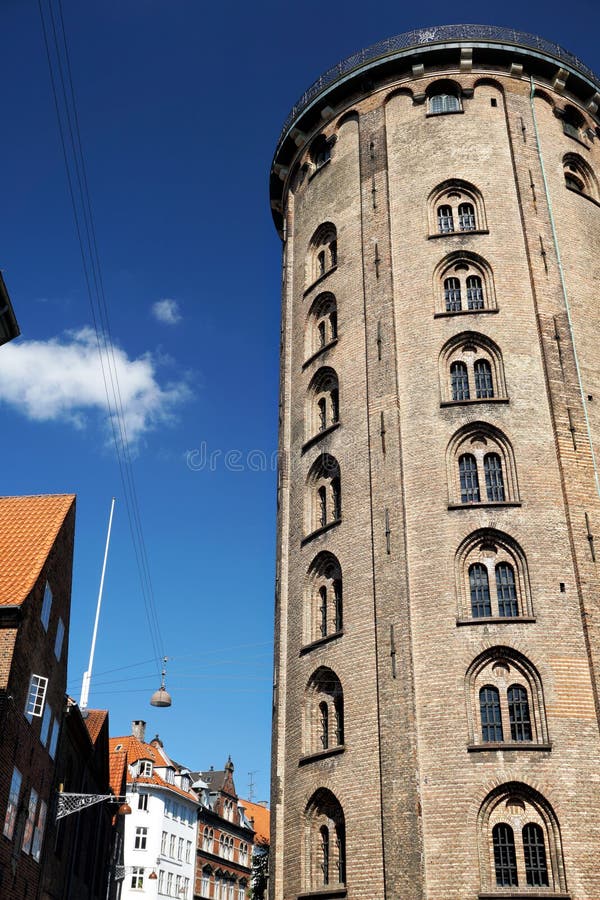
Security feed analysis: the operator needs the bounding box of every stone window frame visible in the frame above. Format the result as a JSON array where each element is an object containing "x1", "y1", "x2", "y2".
[
  {"x1": 304, "y1": 551, "x2": 343, "y2": 649},
  {"x1": 304, "y1": 453, "x2": 342, "y2": 540},
  {"x1": 304, "y1": 292, "x2": 338, "y2": 366},
  {"x1": 305, "y1": 366, "x2": 340, "y2": 447},
  {"x1": 563, "y1": 152, "x2": 599, "y2": 203},
  {"x1": 433, "y1": 252, "x2": 497, "y2": 317},
  {"x1": 306, "y1": 223, "x2": 338, "y2": 291},
  {"x1": 302, "y1": 788, "x2": 346, "y2": 894},
  {"x1": 425, "y1": 78, "x2": 463, "y2": 117},
  {"x1": 465, "y1": 646, "x2": 550, "y2": 750},
  {"x1": 427, "y1": 179, "x2": 488, "y2": 237},
  {"x1": 302, "y1": 666, "x2": 345, "y2": 760},
  {"x1": 439, "y1": 331, "x2": 508, "y2": 405},
  {"x1": 446, "y1": 422, "x2": 520, "y2": 508},
  {"x1": 455, "y1": 528, "x2": 535, "y2": 623},
  {"x1": 477, "y1": 782, "x2": 567, "y2": 895}
]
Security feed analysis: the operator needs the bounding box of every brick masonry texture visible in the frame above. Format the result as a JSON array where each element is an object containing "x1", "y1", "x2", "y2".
[{"x1": 270, "y1": 36, "x2": 600, "y2": 900}]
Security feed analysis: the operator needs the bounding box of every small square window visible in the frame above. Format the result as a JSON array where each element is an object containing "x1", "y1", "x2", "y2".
[
  {"x1": 139, "y1": 760, "x2": 153, "y2": 777},
  {"x1": 41, "y1": 582, "x2": 52, "y2": 630},
  {"x1": 131, "y1": 867, "x2": 144, "y2": 889},
  {"x1": 134, "y1": 826, "x2": 147, "y2": 850},
  {"x1": 25, "y1": 674, "x2": 48, "y2": 720}
]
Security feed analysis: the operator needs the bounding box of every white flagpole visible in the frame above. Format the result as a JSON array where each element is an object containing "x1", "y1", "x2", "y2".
[{"x1": 80, "y1": 497, "x2": 116, "y2": 709}]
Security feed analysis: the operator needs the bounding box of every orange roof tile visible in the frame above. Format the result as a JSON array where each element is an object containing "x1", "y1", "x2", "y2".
[
  {"x1": 83, "y1": 709, "x2": 108, "y2": 744},
  {"x1": 109, "y1": 735, "x2": 199, "y2": 803},
  {"x1": 241, "y1": 799, "x2": 270, "y2": 844},
  {"x1": 109, "y1": 750, "x2": 127, "y2": 797},
  {"x1": 0, "y1": 494, "x2": 75, "y2": 607}
]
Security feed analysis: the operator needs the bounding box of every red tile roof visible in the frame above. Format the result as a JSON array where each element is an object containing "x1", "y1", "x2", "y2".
[
  {"x1": 241, "y1": 799, "x2": 270, "y2": 844},
  {"x1": 83, "y1": 709, "x2": 107, "y2": 744},
  {"x1": 0, "y1": 494, "x2": 75, "y2": 607},
  {"x1": 109, "y1": 735, "x2": 199, "y2": 803},
  {"x1": 109, "y1": 750, "x2": 127, "y2": 797}
]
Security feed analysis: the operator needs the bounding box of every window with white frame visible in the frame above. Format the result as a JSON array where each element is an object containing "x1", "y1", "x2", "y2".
[
  {"x1": 178, "y1": 836, "x2": 184, "y2": 860},
  {"x1": 131, "y1": 867, "x2": 144, "y2": 889},
  {"x1": 201, "y1": 870, "x2": 211, "y2": 896},
  {"x1": 134, "y1": 826, "x2": 148, "y2": 850},
  {"x1": 169, "y1": 832, "x2": 176, "y2": 857},
  {"x1": 166, "y1": 872, "x2": 173, "y2": 895},
  {"x1": 186, "y1": 839, "x2": 192, "y2": 862},
  {"x1": 158, "y1": 870, "x2": 165, "y2": 892},
  {"x1": 176, "y1": 875, "x2": 182, "y2": 895},
  {"x1": 161, "y1": 830, "x2": 167, "y2": 854},
  {"x1": 41, "y1": 582, "x2": 52, "y2": 630},
  {"x1": 138, "y1": 792, "x2": 148, "y2": 811},
  {"x1": 31, "y1": 800, "x2": 47, "y2": 862},
  {"x1": 25, "y1": 674, "x2": 48, "y2": 721},
  {"x1": 183, "y1": 877, "x2": 190, "y2": 898},
  {"x1": 139, "y1": 760, "x2": 153, "y2": 777},
  {"x1": 54, "y1": 618, "x2": 65, "y2": 660},
  {"x1": 3, "y1": 767, "x2": 22, "y2": 839},
  {"x1": 22, "y1": 788, "x2": 38, "y2": 854}
]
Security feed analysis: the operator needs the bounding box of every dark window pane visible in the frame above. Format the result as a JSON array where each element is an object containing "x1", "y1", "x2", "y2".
[
  {"x1": 523, "y1": 823, "x2": 549, "y2": 886},
  {"x1": 496, "y1": 563, "x2": 518, "y2": 617},
  {"x1": 470, "y1": 563, "x2": 491, "y2": 617},
  {"x1": 508, "y1": 684, "x2": 532, "y2": 741},
  {"x1": 450, "y1": 361, "x2": 470, "y2": 401},
  {"x1": 331, "y1": 478, "x2": 341, "y2": 520},
  {"x1": 466, "y1": 275, "x2": 484, "y2": 310},
  {"x1": 480, "y1": 686, "x2": 503, "y2": 742},
  {"x1": 484, "y1": 453, "x2": 505, "y2": 502},
  {"x1": 336, "y1": 825, "x2": 346, "y2": 885},
  {"x1": 459, "y1": 454, "x2": 480, "y2": 503},
  {"x1": 329, "y1": 241, "x2": 337, "y2": 268},
  {"x1": 319, "y1": 586, "x2": 327, "y2": 637},
  {"x1": 458, "y1": 202, "x2": 476, "y2": 231},
  {"x1": 333, "y1": 580, "x2": 343, "y2": 632},
  {"x1": 474, "y1": 359, "x2": 494, "y2": 398},
  {"x1": 444, "y1": 277, "x2": 462, "y2": 311},
  {"x1": 438, "y1": 205, "x2": 454, "y2": 233},
  {"x1": 320, "y1": 826, "x2": 330, "y2": 884},
  {"x1": 430, "y1": 94, "x2": 460, "y2": 114},
  {"x1": 319, "y1": 702, "x2": 329, "y2": 750},
  {"x1": 318, "y1": 487, "x2": 327, "y2": 527},
  {"x1": 318, "y1": 398, "x2": 327, "y2": 432},
  {"x1": 493, "y1": 823, "x2": 518, "y2": 886}
]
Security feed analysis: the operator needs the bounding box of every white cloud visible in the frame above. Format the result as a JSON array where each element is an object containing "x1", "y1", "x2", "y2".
[
  {"x1": 0, "y1": 327, "x2": 190, "y2": 444},
  {"x1": 151, "y1": 298, "x2": 182, "y2": 325}
]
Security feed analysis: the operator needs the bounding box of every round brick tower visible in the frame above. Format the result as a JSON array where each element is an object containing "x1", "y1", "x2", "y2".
[{"x1": 269, "y1": 25, "x2": 600, "y2": 900}]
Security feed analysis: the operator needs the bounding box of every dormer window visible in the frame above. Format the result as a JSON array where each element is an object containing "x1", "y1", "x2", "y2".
[{"x1": 139, "y1": 760, "x2": 153, "y2": 777}]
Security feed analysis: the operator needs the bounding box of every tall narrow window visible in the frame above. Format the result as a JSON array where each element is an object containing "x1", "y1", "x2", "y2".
[
  {"x1": 331, "y1": 388, "x2": 339, "y2": 424},
  {"x1": 25, "y1": 674, "x2": 48, "y2": 720},
  {"x1": 3, "y1": 768, "x2": 22, "y2": 839},
  {"x1": 333, "y1": 580, "x2": 343, "y2": 632},
  {"x1": 41, "y1": 582, "x2": 52, "y2": 630},
  {"x1": 459, "y1": 454, "x2": 480, "y2": 503},
  {"x1": 496, "y1": 563, "x2": 518, "y2": 616},
  {"x1": 438, "y1": 204, "x2": 454, "y2": 233},
  {"x1": 523, "y1": 823, "x2": 549, "y2": 886},
  {"x1": 320, "y1": 826, "x2": 330, "y2": 884},
  {"x1": 474, "y1": 359, "x2": 494, "y2": 398},
  {"x1": 444, "y1": 277, "x2": 462, "y2": 311},
  {"x1": 469, "y1": 563, "x2": 491, "y2": 617},
  {"x1": 319, "y1": 587, "x2": 327, "y2": 638},
  {"x1": 458, "y1": 202, "x2": 476, "y2": 231},
  {"x1": 318, "y1": 487, "x2": 327, "y2": 528},
  {"x1": 450, "y1": 361, "x2": 470, "y2": 400},
  {"x1": 330, "y1": 241, "x2": 337, "y2": 268},
  {"x1": 334, "y1": 698, "x2": 344, "y2": 745},
  {"x1": 317, "y1": 320, "x2": 326, "y2": 347},
  {"x1": 480, "y1": 686, "x2": 503, "y2": 741},
  {"x1": 331, "y1": 477, "x2": 341, "y2": 521},
  {"x1": 493, "y1": 823, "x2": 518, "y2": 887},
  {"x1": 336, "y1": 826, "x2": 346, "y2": 884},
  {"x1": 466, "y1": 275, "x2": 484, "y2": 309},
  {"x1": 484, "y1": 453, "x2": 505, "y2": 502},
  {"x1": 318, "y1": 398, "x2": 327, "y2": 432},
  {"x1": 317, "y1": 251, "x2": 326, "y2": 278},
  {"x1": 319, "y1": 702, "x2": 329, "y2": 750},
  {"x1": 508, "y1": 685, "x2": 532, "y2": 741}
]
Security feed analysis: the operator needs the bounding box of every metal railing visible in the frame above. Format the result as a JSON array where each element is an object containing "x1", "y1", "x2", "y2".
[{"x1": 276, "y1": 25, "x2": 600, "y2": 150}]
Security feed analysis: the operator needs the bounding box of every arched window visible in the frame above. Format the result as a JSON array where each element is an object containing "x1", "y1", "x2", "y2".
[
  {"x1": 447, "y1": 423, "x2": 519, "y2": 506},
  {"x1": 563, "y1": 153, "x2": 598, "y2": 200},
  {"x1": 306, "y1": 454, "x2": 341, "y2": 536},
  {"x1": 562, "y1": 104, "x2": 585, "y2": 141},
  {"x1": 440, "y1": 333, "x2": 507, "y2": 405},
  {"x1": 459, "y1": 454, "x2": 480, "y2": 503},
  {"x1": 306, "y1": 553, "x2": 343, "y2": 645},
  {"x1": 478, "y1": 784, "x2": 565, "y2": 894},
  {"x1": 307, "y1": 368, "x2": 340, "y2": 441},
  {"x1": 434, "y1": 253, "x2": 496, "y2": 315},
  {"x1": 304, "y1": 790, "x2": 346, "y2": 891},
  {"x1": 429, "y1": 180, "x2": 486, "y2": 236},
  {"x1": 466, "y1": 648, "x2": 549, "y2": 747},
  {"x1": 306, "y1": 292, "x2": 338, "y2": 360},
  {"x1": 427, "y1": 80, "x2": 461, "y2": 115},
  {"x1": 469, "y1": 563, "x2": 491, "y2": 617},
  {"x1": 492, "y1": 824, "x2": 518, "y2": 887},
  {"x1": 311, "y1": 135, "x2": 332, "y2": 169},
  {"x1": 474, "y1": 359, "x2": 493, "y2": 398},
  {"x1": 307, "y1": 223, "x2": 338, "y2": 287},
  {"x1": 203, "y1": 827, "x2": 214, "y2": 852},
  {"x1": 305, "y1": 668, "x2": 344, "y2": 757},
  {"x1": 456, "y1": 530, "x2": 533, "y2": 620},
  {"x1": 450, "y1": 361, "x2": 469, "y2": 400}
]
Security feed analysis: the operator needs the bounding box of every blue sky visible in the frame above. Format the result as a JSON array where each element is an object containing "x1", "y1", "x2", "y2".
[{"x1": 1, "y1": 0, "x2": 598, "y2": 803}]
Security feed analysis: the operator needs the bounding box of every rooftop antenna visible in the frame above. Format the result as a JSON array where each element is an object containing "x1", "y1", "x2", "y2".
[
  {"x1": 150, "y1": 657, "x2": 172, "y2": 708},
  {"x1": 80, "y1": 497, "x2": 116, "y2": 710},
  {"x1": 248, "y1": 771, "x2": 258, "y2": 802}
]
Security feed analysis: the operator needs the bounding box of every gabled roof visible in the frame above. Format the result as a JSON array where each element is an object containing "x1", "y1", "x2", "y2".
[
  {"x1": 83, "y1": 709, "x2": 108, "y2": 744},
  {"x1": 109, "y1": 750, "x2": 127, "y2": 797},
  {"x1": 0, "y1": 494, "x2": 75, "y2": 607},
  {"x1": 109, "y1": 735, "x2": 199, "y2": 804},
  {"x1": 240, "y1": 799, "x2": 270, "y2": 844}
]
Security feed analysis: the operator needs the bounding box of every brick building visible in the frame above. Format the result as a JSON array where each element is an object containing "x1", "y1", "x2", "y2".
[
  {"x1": 0, "y1": 494, "x2": 76, "y2": 899},
  {"x1": 191, "y1": 759, "x2": 253, "y2": 900},
  {"x1": 0, "y1": 271, "x2": 20, "y2": 347},
  {"x1": 269, "y1": 25, "x2": 600, "y2": 900}
]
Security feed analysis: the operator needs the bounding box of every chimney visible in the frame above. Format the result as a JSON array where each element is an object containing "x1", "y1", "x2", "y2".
[{"x1": 132, "y1": 720, "x2": 146, "y2": 742}]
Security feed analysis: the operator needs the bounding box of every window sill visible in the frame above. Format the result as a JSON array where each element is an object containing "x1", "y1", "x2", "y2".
[
  {"x1": 426, "y1": 108, "x2": 464, "y2": 117},
  {"x1": 457, "y1": 616, "x2": 536, "y2": 627},
  {"x1": 428, "y1": 228, "x2": 489, "y2": 239},
  {"x1": 479, "y1": 893, "x2": 569, "y2": 899},
  {"x1": 300, "y1": 630, "x2": 344, "y2": 655},
  {"x1": 297, "y1": 888, "x2": 347, "y2": 900},
  {"x1": 302, "y1": 422, "x2": 340, "y2": 453},
  {"x1": 299, "y1": 745, "x2": 345, "y2": 766},
  {"x1": 468, "y1": 742, "x2": 552, "y2": 753},
  {"x1": 434, "y1": 308, "x2": 498, "y2": 318},
  {"x1": 301, "y1": 519, "x2": 341, "y2": 546},
  {"x1": 441, "y1": 397, "x2": 509, "y2": 408},
  {"x1": 304, "y1": 266, "x2": 338, "y2": 298},
  {"x1": 303, "y1": 338, "x2": 338, "y2": 370},
  {"x1": 448, "y1": 501, "x2": 521, "y2": 511},
  {"x1": 309, "y1": 158, "x2": 331, "y2": 181}
]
